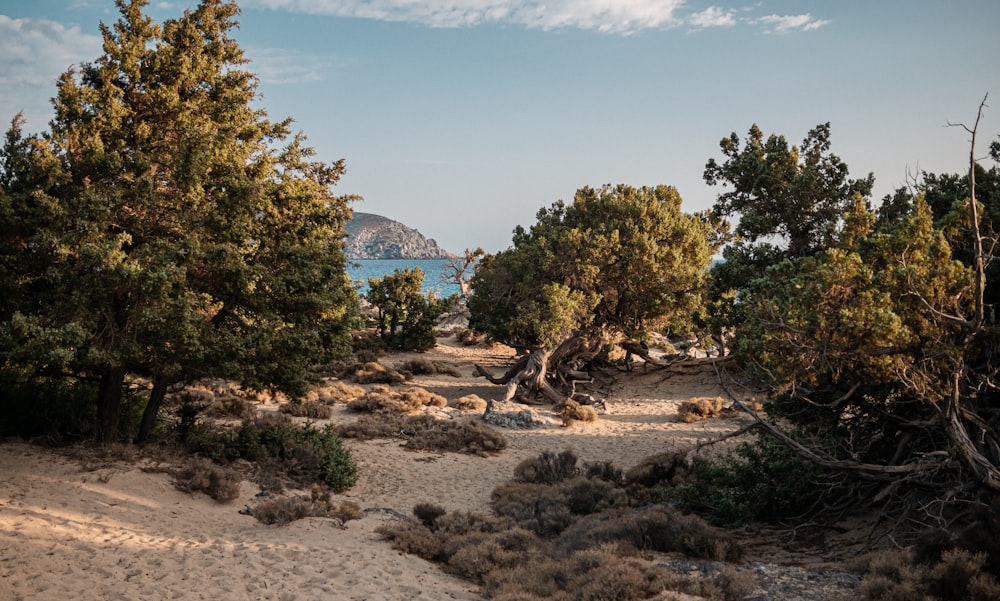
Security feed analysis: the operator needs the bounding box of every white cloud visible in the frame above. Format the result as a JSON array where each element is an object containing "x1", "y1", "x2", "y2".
[
  {"x1": 687, "y1": 6, "x2": 736, "y2": 30},
  {"x1": 752, "y1": 13, "x2": 830, "y2": 34},
  {"x1": 0, "y1": 15, "x2": 102, "y2": 129},
  {"x1": 249, "y1": 0, "x2": 686, "y2": 34},
  {"x1": 246, "y1": 47, "x2": 336, "y2": 85}
]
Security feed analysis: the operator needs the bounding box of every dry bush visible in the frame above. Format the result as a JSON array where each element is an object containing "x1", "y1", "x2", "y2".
[
  {"x1": 555, "y1": 506, "x2": 742, "y2": 562},
  {"x1": 173, "y1": 457, "x2": 242, "y2": 503},
  {"x1": 337, "y1": 414, "x2": 507, "y2": 456},
  {"x1": 279, "y1": 400, "x2": 334, "y2": 419},
  {"x1": 556, "y1": 399, "x2": 598, "y2": 426},
  {"x1": 514, "y1": 449, "x2": 579, "y2": 484},
  {"x1": 305, "y1": 381, "x2": 366, "y2": 404},
  {"x1": 455, "y1": 328, "x2": 487, "y2": 346},
  {"x1": 250, "y1": 487, "x2": 363, "y2": 526},
  {"x1": 450, "y1": 394, "x2": 488, "y2": 412},
  {"x1": 492, "y1": 476, "x2": 628, "y2": 537},
  {"x1": 401, "y1": 415, "x2": 507, "y2": 456},
  {"x1": 677, "y1": 397, "x2": 725, "y2": 423},
  {"x1": 333, "y1": 360, "x2": 408, "y2": 384},
  {"x1": 335, "y1": 413, "x2": 408, "y2": 440},
  {"x1": 857, "y1": 548, "x2": 1000, "y2": 601},
  {"x1": 399, "y1": 357, "x2": 463, "y2": 378},
  {"x1": 346, "y1": 385, "x2": 446, "y2": 414},
  {"x1": 625, "y1": 451, "x2": 691, "y2": 487},
  {"x1": 202, "y1": 394, "x2": 257, "y2": 420}
]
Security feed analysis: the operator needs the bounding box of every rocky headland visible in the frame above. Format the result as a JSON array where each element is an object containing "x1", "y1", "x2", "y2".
[{"x1": 344, "y1": 212, "x2": 452, "y2": 259}]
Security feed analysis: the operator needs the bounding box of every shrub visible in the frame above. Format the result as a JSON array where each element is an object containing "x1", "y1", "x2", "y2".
[
  {"x1": 279, "y1": 400, "x2": 333, "y2": 419},
  {"x1": 514, "y1": 449, "x2": 579, "y2": 484},
  {"x1": 857, "y1": 548, "x2": 1000, "y2": 601},
  {"x1": 456, "y1": 328, "x2": 486, "y2": 346},
  {"x1": 306, "y1": 381, "x2": 366, "y2": 404},
  {"x1": 449, "y1": 394, "x2": 488, "y2": 412},
  {"x1": 401, "y1": 415, "x2": 507, "y2": 456},
  {"x1": 184, "y1": 413, "x2": 358, "y2": 492},
  {"x1": 556, "y1": 399, "x2": 598, "y2": 426},
  {"x1": 250, "y1": 487, "x2": 363, "y2": 526},
  {"x1": 399, "y1": 357, "x2": 462, "y2": 378},
  {"x1": 677, "y1": 396, "x2": 725, "y2": 423},
  {"x1": 334, "y1": 361, "x2": 408, "y2": 385},
  {"x1": 173, "y1": 457, "x2": 242, "y2": 503},
  {"x1": 202, "y1": 394, "x2": 257, "y2": 420},
  {"x1": 673, "y1": 434, "x2": 823, "y2": 526},
  {"x1": 346, "y1": 385, "x2": 446, "y2": 414}
]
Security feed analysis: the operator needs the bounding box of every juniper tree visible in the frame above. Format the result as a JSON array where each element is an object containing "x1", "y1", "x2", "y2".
[{"x1": 0, "y1": 0, "x2": 357, "y2": 442}]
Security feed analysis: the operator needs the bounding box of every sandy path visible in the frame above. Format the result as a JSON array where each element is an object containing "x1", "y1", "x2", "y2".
[{"x1": 0, "y1": 335, "x2": 751, "y2": 601}]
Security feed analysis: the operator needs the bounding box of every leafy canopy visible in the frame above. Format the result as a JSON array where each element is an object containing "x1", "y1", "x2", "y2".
[
  {"x1": 469, "y1": 184, "x2": 718, "y2": 348},
  {"x1": 0, "y1": 0, "x2": 357, "y2": 441}
]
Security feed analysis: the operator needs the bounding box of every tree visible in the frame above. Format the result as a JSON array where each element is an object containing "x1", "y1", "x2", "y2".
[
  {"x1": 728, "y1": 99, "x2": 1000, "y2": 538},
  {"x1": 367, "y1": 268, "x2": 451, "y2": 352},
  {"x1": 442, "y1": 247, "x2": 484, "y2": 301},
  {"x1": 468, "y1": 184, "x2": 720, "y2": 409},
  {"x1": 702, "y1": 123, "x2": 874, "y2": 335},
  {"x1": 0, "y1": 0, "x2": 357, "y2": 442}
]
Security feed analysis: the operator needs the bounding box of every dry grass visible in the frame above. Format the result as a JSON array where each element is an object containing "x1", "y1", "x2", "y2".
[{"x1": 677, "y1": 397, "x2": 725, "y2": 423}]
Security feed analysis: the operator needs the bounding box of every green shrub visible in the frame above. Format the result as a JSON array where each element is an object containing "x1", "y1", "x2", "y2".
[
  {"x1": 0, "y1": 370, "x2": 98, "y2": 443},
  {"x1": 184, "y1": 413, "x2": 357, "y2": 492},
  {"x1": 674, "y1": 434, "x2": 823, "y2": 526}
]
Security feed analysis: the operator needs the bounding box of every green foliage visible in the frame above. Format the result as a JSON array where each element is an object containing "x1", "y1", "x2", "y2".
[
  {"x1": 0, "y1": 368, "x2": 98, "y2": 442},
  {"x1": 184, "y1": 414, "x2": 358, "y2": 492},
  {"x1": 0, "y1": 0, "x2": 357, "y2": 442},
  {"x1": 702, "y1": 123, "x2": 874, "y2": 331},
  {"x1": 734, "y1": 196, "x2": 972, "y2": 432},
  {"x1": 366, "y1": 267, "x2": 452, "y2": 351},
  {"x1": 675, "y1": 435, "x2": 825, "y2": 527},
  {"x1": 469, "y1": 184, "x2": 718, "y2": 348}
]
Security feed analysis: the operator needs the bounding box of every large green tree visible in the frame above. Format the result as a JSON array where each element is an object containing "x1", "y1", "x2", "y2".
[
  {"x1": 702, "y1": 123, "x2": 874, "y2": 335},
  {"x1": 0, "y1": 0, "x2": 356, "y2": 442},
  {"x1": 729, "y1": 100, "x2": 1000, "y2": 535},
  {"x1": 468, "y1": 184, "x2": 719, "y2": 407}
]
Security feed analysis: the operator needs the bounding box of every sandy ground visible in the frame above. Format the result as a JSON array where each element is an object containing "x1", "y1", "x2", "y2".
[{"x1": 0, "y1": 334, "x2": 765, "y2": 601}]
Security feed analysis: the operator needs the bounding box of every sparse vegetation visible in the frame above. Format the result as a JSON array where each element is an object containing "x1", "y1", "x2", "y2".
[
  {"x1": 336, "y1": 413, "x2": 507, "y2": 456},
  {"x1": 346, "y1": 385, "x2": 447, "y2": 414},
  {"x1": 173, "y1": 457, "x2": 242, "y2": 503},
  {"x1": 279, "y1": 400, "x2": 334, "y2": 419},
  {"x1": 398, "y1": 357, "x2": 463, "y2": 378},
  {"x1": 249, "y1": 486, "x2": 363, "y2": 526},
  {"x1": 676, "y1": 397, "x2": 724, "y2": 423},
  {"x1": 378, "y1": 449, "x2": 747, "y2": 600},
  {"x1": 182, "y1": 413, "x2": 357, "y2": 492}
]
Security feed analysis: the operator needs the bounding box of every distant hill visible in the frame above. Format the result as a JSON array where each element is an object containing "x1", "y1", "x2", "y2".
[{"x1": 344, "y1": 212, "x2": 453, "y2": 260}]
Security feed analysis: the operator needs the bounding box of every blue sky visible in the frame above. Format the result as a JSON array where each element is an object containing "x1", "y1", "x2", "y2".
[{"x1": 1, "y1": 0, "x2": 998, "y2": 253}]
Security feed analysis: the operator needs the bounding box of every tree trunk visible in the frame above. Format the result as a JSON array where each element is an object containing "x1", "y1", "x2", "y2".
[
  {"x1": 96, "y1": 367, "x2": 125, "y2": 443},
  {"x1": 136, "y1": 376, "x2": 169, "y2": 444}
]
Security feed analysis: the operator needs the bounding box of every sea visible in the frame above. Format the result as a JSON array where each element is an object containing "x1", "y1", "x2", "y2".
[{"x1": 347, "y1": 259, "x2": 460, "y2": 298}]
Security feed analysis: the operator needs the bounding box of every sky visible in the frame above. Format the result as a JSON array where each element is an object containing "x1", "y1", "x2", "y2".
[{"x1": 1, "y1": 1, "x2": 998, "y2": 254}]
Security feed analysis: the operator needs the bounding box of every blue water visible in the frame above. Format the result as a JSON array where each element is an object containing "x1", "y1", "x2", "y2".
[{"x1": 347, "y1": 259, "x2": 460, "y2": 298}]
